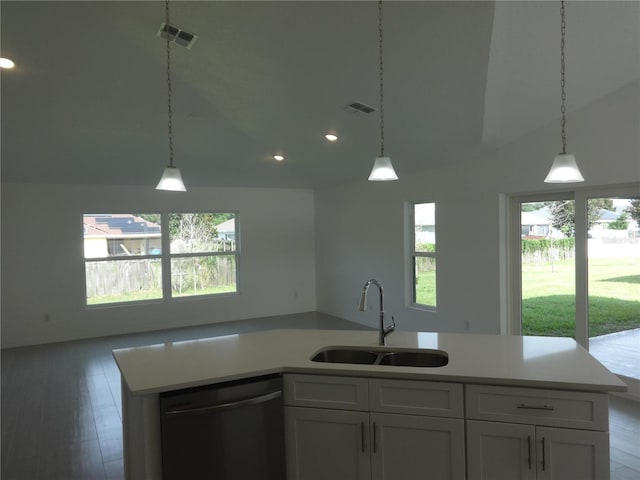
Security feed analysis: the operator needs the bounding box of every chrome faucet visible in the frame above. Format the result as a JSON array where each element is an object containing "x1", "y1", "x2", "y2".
[{"x1": 359, "y1": 279, "x2": 396, "y2": 346}]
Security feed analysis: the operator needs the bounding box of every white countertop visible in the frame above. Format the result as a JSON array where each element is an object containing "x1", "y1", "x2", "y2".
[{"x1": 112, "y1": 329, "x2": 627, "y2": 395}]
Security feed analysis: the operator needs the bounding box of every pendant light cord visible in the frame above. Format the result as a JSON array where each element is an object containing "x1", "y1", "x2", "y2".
[
  {"x1": 559, "y1": 0, "x2": 567, "y2": 155},
  {"x1": 165, "y1": 0, "x2": 175, "y2": 168},
  {"x1": 378, "y1": 0, "x2": 385, "y2": 157}
]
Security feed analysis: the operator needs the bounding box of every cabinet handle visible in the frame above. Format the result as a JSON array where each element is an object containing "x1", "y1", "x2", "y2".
[
  {"x1": 361, "y1": 422, "x2": 365, "y2": 453},
  {"x1": 517, "y1": 403, "x2": 554, "y2": 411},
  {"x1": 527, "y1": 435, "x2": 532, "y2": 470},
  {"x1": 541, "y1": 437, "x2": 546, "y2": 471},
  {"x1": 373, "y1": 422, "x2": 377, "y2": 453}
]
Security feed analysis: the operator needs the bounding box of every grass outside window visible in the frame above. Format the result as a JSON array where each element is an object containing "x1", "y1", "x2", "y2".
[
  {"x1": 414, "y1": 257, "x2": 639, "y2": 337},
  {"x1": 522, "y1": 257, "x2": 639, "y2": 337}
]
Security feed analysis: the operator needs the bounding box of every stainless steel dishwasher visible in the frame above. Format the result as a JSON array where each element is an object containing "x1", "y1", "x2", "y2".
[{"x1": 160, "y1": 374, "x2": 285, "y2": 480}]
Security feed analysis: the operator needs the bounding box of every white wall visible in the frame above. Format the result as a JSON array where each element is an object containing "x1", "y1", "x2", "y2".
[
  {"x1": 2, "y1": 82, "x2": 638, "y2": 348},
  {"x1": 1, "y1": 185, "x2": 316, "y2": 347},
  {"x1": 315, "y1": 81, "x2": 640, "y2": 334}
]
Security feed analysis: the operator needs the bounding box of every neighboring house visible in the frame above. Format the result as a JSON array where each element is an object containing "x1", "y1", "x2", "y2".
[
  {"x1": 589, "y1": 208, "x2": 639, "y2": 242},
  {"x1": 520, "y1": 206, "x2": 638, "y2": 242},
  {"x1": 216, "y1": 218, "x2": 236, "y2": 241},
  {"x1": 591, "y1": 208, "x2": 626, "y2": 231},
  {"x1": 521, "y1": 211, "x2": 552, "y2": 237},
  {"x1": 83, "y1": 214, "x2": 161, "y2": 258},
  {"x1": 589, "y1": 205, "x2": 640, "y2": 233}
]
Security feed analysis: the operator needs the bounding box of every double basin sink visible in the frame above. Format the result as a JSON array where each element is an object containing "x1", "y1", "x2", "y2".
[{"x1": 311, "y1": 346, "x2": 448, "y2": 368}]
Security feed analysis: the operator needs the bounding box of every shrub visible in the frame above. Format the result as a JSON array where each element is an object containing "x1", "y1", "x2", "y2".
[{"x1": 521, "y1": 238, "x2": 575, "y2": 263}]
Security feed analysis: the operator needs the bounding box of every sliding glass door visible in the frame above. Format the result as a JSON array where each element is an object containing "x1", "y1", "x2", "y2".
[
  {"x1": 519, "y1": 198, "x2": 576, "y2": 339},
  {"x1": 510, "y1": 185, "x2": 640, "y2": 393},
  {"x1": 586, "y1": 195, "x2": 640, "y2": 383}
]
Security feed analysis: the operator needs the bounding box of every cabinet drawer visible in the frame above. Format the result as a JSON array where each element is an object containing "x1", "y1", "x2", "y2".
[
  {"x1": 284, "y1": 374, "x2": 368, "y2": 410},
  {"x1": 370, "y1": 378, "x2": 463, "y2": 418},
  {"x1": 466, "y1": 384, "x2": 608, "y2": 431}
]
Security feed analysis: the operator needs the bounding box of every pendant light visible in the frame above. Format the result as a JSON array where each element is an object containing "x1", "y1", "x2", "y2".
[
  {"x1": 0, "y1": 58, "x2": 15, "y2": 69},
  {"x1": 368, "y1": 0, "x2": 398, "y2": 181},
  {"x1": 544, "y1": 0, "x2": 584, "y2": 184},
  {"x1": 156, "y1": 0, "x2": 187, "y2": 191}
]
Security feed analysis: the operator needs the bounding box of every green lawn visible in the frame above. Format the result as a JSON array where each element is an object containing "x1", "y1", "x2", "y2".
[
  {"x1": 413, "y1": 257, "x2": 639, "y2": 337},
  {"x1": 87, "y1": 290, "x2": 163, "y2": 305},
  {"x1": 522, "y1": 257, "x2": 640, "y2": 337},
  {"x1": 415, "y1": 271, "x2": 436, "y2": 306},
  {"x1": 87, "y1": 284, "x2": 236, "y2": 305}
]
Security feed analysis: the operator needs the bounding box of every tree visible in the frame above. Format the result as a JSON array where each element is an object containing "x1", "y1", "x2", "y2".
[
  {"x1": 546, "y1": 201, "x2": 575, "y2": 237},
  {"x1": 168, "y1": 213, "x2": 235, "y2": 293},
  {"x1": 169, "y1": 213, "x2": 232, "y2": 250},
  {"x1": 138, "y1": 213, "x2": 233, "y2": 240},
  {"x1": 545, "y1": 199, "x2": 613, "y2": 236},
  {"x1": 625, "y1": 198, "x2": 640, "y2": 224},
  {"x1": 521, "y1": 202, "x2": 546, "y2": 213},
  {"x1": 608, "y1": 213, "x2": 629, "y2": 230}
]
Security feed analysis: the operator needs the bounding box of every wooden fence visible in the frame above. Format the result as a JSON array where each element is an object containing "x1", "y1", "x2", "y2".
[
  {"x1": 85, "y1": 260, "x2": 162, "y2": 298},
  {"x1": 86, "y1": 256, "x2": 236, "y2": 298}
]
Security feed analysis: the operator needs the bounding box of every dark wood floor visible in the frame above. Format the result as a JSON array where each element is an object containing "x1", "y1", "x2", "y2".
[{"x1": 2, "y1": 315, "x2": 638, "y2": 480}]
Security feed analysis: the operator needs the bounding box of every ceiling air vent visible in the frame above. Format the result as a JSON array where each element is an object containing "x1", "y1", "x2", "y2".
[
  {"x1": 157, "y1": 22, "x2": 198, "y2": 49},
  {"x1": 343, "y1": 102, "x2": 377, "y2": 115}
]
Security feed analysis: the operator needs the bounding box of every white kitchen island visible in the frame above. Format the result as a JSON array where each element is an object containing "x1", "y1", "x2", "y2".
[{"x1": 113, "y1": 328, "x2": 627, "y2": 480}]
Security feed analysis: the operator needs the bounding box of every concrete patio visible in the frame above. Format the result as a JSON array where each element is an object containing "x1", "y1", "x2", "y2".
[{"x1": 589, "y1": 328, "x2": 640, "y2": 380}]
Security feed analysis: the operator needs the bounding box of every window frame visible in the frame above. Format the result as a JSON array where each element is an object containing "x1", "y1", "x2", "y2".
[
  {"x1": 83, "y1": 211, "x2": 239, "y2": 307},
  {"x1": 506, "y1": 184, "x2": 640, "y2": 399},
  {"x1": 164, "y1": 212, "x2": 240, "y2": 300},
  {"x1": 406, "y1": 201, "x2": 437, "y2": 311},
  {"x1": 506, "y1": 184, "x2": 640, "y2": 342}
]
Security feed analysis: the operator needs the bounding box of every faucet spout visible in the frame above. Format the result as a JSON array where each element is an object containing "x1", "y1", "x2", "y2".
[
  {"x1": 359, "y1": 279, "x2": 395, "y2": 346},
  {"x1": 385, "y1": 316, "x2": 396, "y2": 338}
]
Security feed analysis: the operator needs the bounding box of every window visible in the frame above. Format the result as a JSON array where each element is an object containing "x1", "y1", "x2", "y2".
[
  {"x1": 517, "y1": 197, "x2": 576, "y2": 338},
  {"x1": 410, "y1": 202, "x2": 436, "y2": 307},
  {"x1": 168, "y1": 213, "x2": 237, "y2": 298},
  {"x1": 83, "y1": 212, "x2": 238, "y2": 305}
]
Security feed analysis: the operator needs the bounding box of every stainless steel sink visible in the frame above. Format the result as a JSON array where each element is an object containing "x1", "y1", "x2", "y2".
[
  {"x1": 311, "y1": 348, "x2": 379, "y2": 365},
  {"x1": 310, "y1": 347, "x2": 448, "y2": 368},
  {"x1": 377, "y1": 351, "x2": 448, "y2": 367}
]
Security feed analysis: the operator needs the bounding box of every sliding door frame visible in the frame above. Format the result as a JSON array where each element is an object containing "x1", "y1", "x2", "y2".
[
  {"x1": 506, "y1": 183, "x2": 640, "y2": 398},
  {"x1": 507, "y1": 183, "x2": 639, "y2": 345},
  {"x1": 506, "y1": 191, "x2": 573, "y2": 337}
]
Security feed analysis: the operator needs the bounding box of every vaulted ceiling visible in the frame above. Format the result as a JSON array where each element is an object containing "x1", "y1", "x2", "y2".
[{"x1": 2, "y1": 1, "x2": 638, "y2": 188}]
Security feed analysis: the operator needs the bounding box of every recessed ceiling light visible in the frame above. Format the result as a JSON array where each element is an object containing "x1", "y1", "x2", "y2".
[
  {"x1": 325, "y1": 134, "x2": 338, "y2": 142},
  {"x1": 273, "y1": 155, "x2": 284, "y2": 161},
  {"x1": 0, "y1": 58, "x2": 15, "y2": 69}
]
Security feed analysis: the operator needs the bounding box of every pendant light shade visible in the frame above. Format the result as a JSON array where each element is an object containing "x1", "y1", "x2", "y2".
[
  {"x1": 544, "y1": 1, "x2": 584, "y2": 184},
  {"x1": 156, "y1": 166, "x2": 187, "y2": 191},
  {"x1": 368, "y1": 0, "x2": 398, "y2": 182},
  {"x1": 544, "y1": 153, "x2": 584, "y2": 183},
  {"x1": 369, "y1": 157, "x2": 399, "y2": 181},
  {"x1": 156, "y1": 0, "x2": 187, "y2": 192}
]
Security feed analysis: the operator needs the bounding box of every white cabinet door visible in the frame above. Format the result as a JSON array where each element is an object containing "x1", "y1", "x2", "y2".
[
  {"x1": 466, "y1": 420, "x2": 537, "y2": 480},
  {"x1": 371, "y1": 413, "x2": 466, "y2": 480},
  {"x1": 286, "y1": 406, "x2": 371, "y2": 480},
  {"x1": 467, "y1": 420, "x2": 610, "y2": 480},
  {"x1": 536, "y1": 426, "x2": 609, "y2": 480}
]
